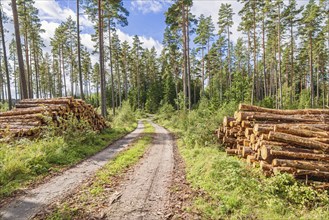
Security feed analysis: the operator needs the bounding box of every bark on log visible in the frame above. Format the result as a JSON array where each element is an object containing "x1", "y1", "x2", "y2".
[
  {"x1": 239, "y1": 104, "x2": 329, "y2": 115},
  {"x1": 236, "y1": 111, "x2": 324, "y2": 123},
  {"x1": 260, "y1": 161, "x2": 273, "y2": 171},
  {"x1": 223, "y1": 116, "x2": 235, "y2": 127},
  {"x1": 247, "y1": 155, "x2": 256, "y2": 164},
  {"x1": 272, "y1": 159, "x2": 329, "y2": 172},
  {"x1": 269, "y1": 131, "x2": 329, "y2": 152},
  {"x1": 242, "y1": 146, "x2": 253, "y2": 158},
  {"x1": 270, "y1": 150, "x2": 329, "y2": 161},
  {"x1": 274, "y1": 125, "x2": 329, "y2": 138}
]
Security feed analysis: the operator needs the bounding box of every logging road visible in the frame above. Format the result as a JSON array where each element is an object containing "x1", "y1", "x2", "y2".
[
  {"x1": 0, "y1": 121, "x2": 145, "y2": 220},
  {"x1": 105, "y1": 120, "x2": 174, "y2": 219},
  {"x1": 0, "y1": 120, "x2": 175, "y2": 220}
]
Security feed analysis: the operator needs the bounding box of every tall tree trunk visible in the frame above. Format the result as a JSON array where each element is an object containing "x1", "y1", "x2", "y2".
[
  {"x1": 252, "y1": 3, "x2": 257, "y2": 105},
  {"x1": 33, "y1": 40, "x2": 39, "y2": 98},
  {"x1": 61, "y1": 46, "x2": 67, "y2": 97},
  {"x1": 201, "y1": 47, "x2": 204, "y2": 95},
  {"x1": 70, "y1": 43, "x2": 74, "y2": 96},
  {"x1": 0, "y1": 6, "x2": 12, "y2": 109},
  {"x1": 124, "y1": 51, "x2": 128, "y2": 99},
  {"x1": 11, "y1": 0, "x2": 28, "y2": 99},
  {"x1": 186, "y1": 5, "x2": 191, "y2": 110},
  {"x1": 14, "y1": 54, "x2": 18, "y2": 100},
  {"x1": 316, "y1": 58, "x2": 319, "y2": 105},
  {"x1": 108, "y1": 20, "x2": 115, "y2": 115},
  {"x1": 290, "y1": 21, "x2": 295, "y2": 104},
  {"x1": 98, "y1": 0, "x2": 106, "y2": 117},
  {"x1": 228, "y1": 24, "x2": 231, "y2": 88},
  {"x1": 77, "y1": 0, "x2": 84, "y2": 99},
  {"x1": 277, "y1": 4, "x2": 282, "y2": 109},
  {"x1": 262, "y1": 16, "x2": 267, "y2": 98},
  {"x1": 116, "y1": 53, "x2": 122, "y2": 107},
  {"x1": 309, "y1": 33, "x2": 314, "y2": 107},
  {"x1": 181, "y1": 2, "x2": 187, "y2": 109}
]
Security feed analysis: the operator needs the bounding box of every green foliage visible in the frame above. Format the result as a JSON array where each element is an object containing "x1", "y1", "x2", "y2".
[
  {"x1": 112, "y1": 101, "x2": 136, "y2": 128},
  {"x1": 298, "y1": 89, "x2": 311, "y2": 109},
  {"x1": 258, "y1": 96, "x2": 275, "y2": 108},
  {"x1": 158, "y1": 98, "x2": 237, "y2": 149},
  {"x1": 157, "y1": 103, "x2": 175, "y2": 121}
]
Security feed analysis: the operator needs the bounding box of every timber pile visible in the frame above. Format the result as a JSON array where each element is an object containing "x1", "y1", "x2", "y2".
[
  {"x1": 216, "y1": 104, "x2": 329, "y2": 186},
  {"x1": 0, "y1": 97, "x2": 106, "y2": 138}
]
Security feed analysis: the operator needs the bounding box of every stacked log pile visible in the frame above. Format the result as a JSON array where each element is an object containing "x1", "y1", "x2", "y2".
[
  {"x1": 216, "y1": 104, "x2": 329, "y2": 185},
  {"x1": 0, "y1": 97, "x2": 106, "y2": 138}
]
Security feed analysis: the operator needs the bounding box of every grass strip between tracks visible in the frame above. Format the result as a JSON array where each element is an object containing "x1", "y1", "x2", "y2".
[{"x1": 38, "y1": 120, "x2": 155, "y2": 219}]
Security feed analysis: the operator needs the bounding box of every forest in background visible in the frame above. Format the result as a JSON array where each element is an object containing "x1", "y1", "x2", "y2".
[{"x1": 0, "y1": 0, "x2": 328, "y2": 116}]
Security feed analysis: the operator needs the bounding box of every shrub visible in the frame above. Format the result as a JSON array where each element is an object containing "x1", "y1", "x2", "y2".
[{"x1": 113, "y1": 101, "x2": 136, "y2": 128}]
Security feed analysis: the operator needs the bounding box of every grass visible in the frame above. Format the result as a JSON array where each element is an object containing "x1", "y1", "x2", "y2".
[
  {"x1": 44, "y1": 120, "x2": 155, "y2": 219},
  {"x1": 165, "y1": 134, "x2": 329, "y2": 220},
  {"x1": 155, "y1": 100, "x2": 329, "y2": 220},
  {"x1": 0, "y1": 122, "x2": 137, "y2": 200}
]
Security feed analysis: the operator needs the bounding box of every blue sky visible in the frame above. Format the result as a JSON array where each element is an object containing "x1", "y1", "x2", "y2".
[
  {"x1": 1, "y1": 0, "x2": 244, "y2": 60},
  {"x1": 1, "y1": 0, "x2": 309, "y2": 62}
]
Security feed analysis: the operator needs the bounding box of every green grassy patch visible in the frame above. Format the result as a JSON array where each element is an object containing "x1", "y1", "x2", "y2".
[
  {"x1": 155, "y1": 99, "x2": 329, "y2": 219},
  {"x1": 174, "y1": 138, "x2": 329, "y2": 219},
  {"x1": 44, "y1": 121, "x2": 155, "y2": 219},
  {"x1": 0, "y1": 122, "x2": 137, "y2": 200}
]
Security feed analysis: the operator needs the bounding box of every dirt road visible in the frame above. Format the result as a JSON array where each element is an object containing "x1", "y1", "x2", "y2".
[
  {"x1": 105, "y1": 121, "x2": 174, "y2": 219},
  {"x1": 0, "y1": 121, "x2": 144, "y2": 220}
]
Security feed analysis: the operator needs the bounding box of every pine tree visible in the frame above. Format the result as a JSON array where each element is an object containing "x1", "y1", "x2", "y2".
[
  {"x1": 218, "y1": 3, "x2": 234, "y2": 88},
  {"x1": 299, "y1": 0, "x2": 322, "y2": 107},
  {"x1": 11, "y1": 0, "x2": 28, "y2": 99},
  {"x1": 0, "y1": 3, "x2": 12, "y2": 108}
]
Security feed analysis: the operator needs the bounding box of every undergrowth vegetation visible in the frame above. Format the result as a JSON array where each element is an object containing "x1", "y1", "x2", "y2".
[
  {"x1": 156, "y1": 99, "x2": 329, "y2": 219},
  {"x1": 43, "y1": 121, "x2": 155, "y2": 219},
  {"x1": 0, "y1": 104, "x2": 137, "y2": 200}
]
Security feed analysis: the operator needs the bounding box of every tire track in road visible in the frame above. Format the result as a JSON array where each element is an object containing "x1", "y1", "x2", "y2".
[{"x1": 106, "y1": 121, "x2": 174, "y2": 220}]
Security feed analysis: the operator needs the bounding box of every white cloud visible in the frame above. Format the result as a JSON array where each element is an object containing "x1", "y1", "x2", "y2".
[
  {"x1": 191, "y1": 0, "x2": 243, "y2": 43},
  {"x1": 131, "y1": 0, "x2": 169, "y2": 14},
  {"x1": 116, "y1": 29, "x2": 163, "y2": 54},
  {"x1": 35, "y1": 0, "x2": 93, "y2": 28}
]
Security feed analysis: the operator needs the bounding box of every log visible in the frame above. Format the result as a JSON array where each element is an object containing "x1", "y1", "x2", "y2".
[
  {"x1": 223, "y1": 116, "x2": 235, "y2": 127},
  {"x1": 260, "y1": 161, "x2": 272, "y2": 171},
  {"x1": 274, "y1": 125, "x2": 329, "y2": 138},
  {"x1": 249, "y1": 134, "x2": 256, "y2": 144},
  {"x1": 223, "y1": 136, "x2": 236, "y2": 144},
  {"x1": 253, "y1": 124, "x2": 274, "y2": 135},
  {"x1": 260, "y1": 134, "x2": 269, "y2": 140},
  {"x1": 273, "y1": 167, "x2": 295, "y2": 174},
  {"x1": 242, "y1": 146, "x2": 253, "y2": 158},
  {"x1": 226, "y1": 149, "x2": 237, "y2": 155},
  {"x1": 244, "y1": 128, "x2": 253, "y2": 138},
  {"x1": 241, "y1": 120, "x2": 252, "y2": 128},
  {"x1": 239, "y1": 103, "x2": 329, "y2": 115},
  {"x1": 295, "y1": 169, "x2": 329, "y2": 179},
  {"x1": 268, "y1": 131, "x2": 329, "y2": 152},
  {"x1": 272, "y1": 159, "x2": 329, "y2": 172},
  {"x1": 235, "y1": 111, "x2": 324, "y2": 123},
  {"x1": 270, "y1": 150, "x2": 329, "y2": 161},
  {"x1": 247, "y1": 155, "x2": 256, "y2": 164}
]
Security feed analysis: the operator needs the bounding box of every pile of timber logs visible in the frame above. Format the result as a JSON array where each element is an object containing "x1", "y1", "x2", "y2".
[
  {"x1": 0, "y1": 97, "x2": 106, "y2": 139},
  {"x1": 216, "y1": 104, "x2": 329, "y2": 186}
]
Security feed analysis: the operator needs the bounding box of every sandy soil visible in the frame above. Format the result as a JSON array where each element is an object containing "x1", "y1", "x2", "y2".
[{"x1": 0, "y1": 121, "x2": 144, "y2": 220}]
